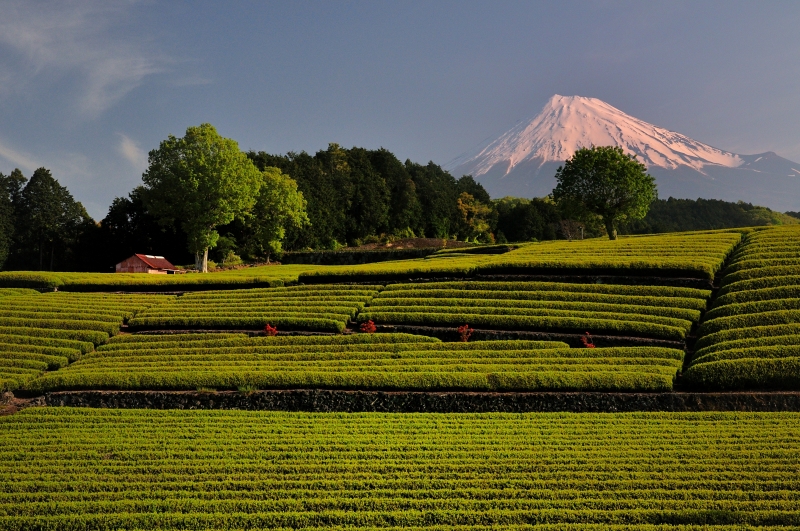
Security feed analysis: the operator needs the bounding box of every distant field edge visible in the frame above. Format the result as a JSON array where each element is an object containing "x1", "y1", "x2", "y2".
[{"x1": 34, "y1": 389, "x2": 800, "y2": 413}]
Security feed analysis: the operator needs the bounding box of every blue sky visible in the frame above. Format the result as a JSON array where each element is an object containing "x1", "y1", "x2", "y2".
[{"x1": 1, "y1": 1, "x2": 799, "y2": 219}]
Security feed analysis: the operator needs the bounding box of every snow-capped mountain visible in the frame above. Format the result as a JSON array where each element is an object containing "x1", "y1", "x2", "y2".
[{"x1": 446, "y1": 95, "x2": 800, "y2": 211}]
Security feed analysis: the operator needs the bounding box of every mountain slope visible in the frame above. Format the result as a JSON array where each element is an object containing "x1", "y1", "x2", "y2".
[{"x1": 447, "y1": 95, "x2": 800, "y2": 212}]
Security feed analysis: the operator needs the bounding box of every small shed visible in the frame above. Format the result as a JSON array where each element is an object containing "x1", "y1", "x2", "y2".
[{"x1": 116, "y1": 254, "x2": 178, "y2": 274}]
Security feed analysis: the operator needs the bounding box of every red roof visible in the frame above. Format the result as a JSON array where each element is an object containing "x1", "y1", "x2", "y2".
[{"x1": 134, "y1": 254, "x2": 175, "y2": 270}]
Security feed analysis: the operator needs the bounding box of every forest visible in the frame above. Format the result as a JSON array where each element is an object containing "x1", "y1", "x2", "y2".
[{"x1": 0, "y1": 143, "x2": 796, "y2": 272}]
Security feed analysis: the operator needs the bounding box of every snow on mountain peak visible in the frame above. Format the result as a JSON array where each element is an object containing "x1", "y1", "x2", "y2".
[{"x1": 449, "y1": 94, "x2": 743, "y2": 177}]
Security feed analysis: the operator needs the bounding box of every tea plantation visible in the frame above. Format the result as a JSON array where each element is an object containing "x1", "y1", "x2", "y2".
[{"x1": 1, "y1": 227, "x2": 799, "y2": 529}]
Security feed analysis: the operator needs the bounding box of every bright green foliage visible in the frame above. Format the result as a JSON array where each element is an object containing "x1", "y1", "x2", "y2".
[
  {"x1": 141, "y1": 123, "x2": 263, "y2": 272},
  {"x1": 363, "y1": 281, "x2": 708, "y2": 341},
  {"x1": 553, "y1": 146, "x2": 657, "y2": 240},
  {"x1": 0, "y1": 290, "x2": 174, "y2": 390},
  {"x1": 300, "y1": 231, "x2": 741, "y2": 282},
  {"x1": 128, "y1": 285, "x2": 379, "y2": 333},
  {"x1": 686, "y1": 226, "x2": 800, "y2": 389},
  {"x1": 2, "y1": 409, "x2": 800, "y2": 528},
  {"x1": 241, "y1": 167, "x2": 309, "y2": 261},
  {"x1": 25, "y1": 333, "x2": 684, "y2": 392}
]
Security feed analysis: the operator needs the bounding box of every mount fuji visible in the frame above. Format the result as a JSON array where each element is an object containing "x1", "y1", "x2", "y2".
[{"x1": 446, "y1": 95, "x2": 800, "y2": 212}]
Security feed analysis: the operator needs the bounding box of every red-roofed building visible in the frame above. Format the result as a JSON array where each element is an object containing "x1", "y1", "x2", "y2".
[{"x1": 115, "y1": 254, "x2": 179, "y2": 274}]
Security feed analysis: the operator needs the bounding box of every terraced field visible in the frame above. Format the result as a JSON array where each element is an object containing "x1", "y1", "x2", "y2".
[
  {"x1": 129, "y1": 285, "x2": 379, "y2": 333},
  {"x1": 300, "y1": 231, "x2": 743, "y2": 283},
  {"x1": 2, "y1": 409, "x2": 800, "y2": 529},
  {"x1": 0, "y1": 292, "x2": 169, "y2": 391},
  {"x1": 24, "y1": 333, "x2": 687, "y2": 392},
  {"x1": 361, "y1": 281, "x2": 709, "y2": 341},
  {"x1": 685, "y1": 226, "x2": 800, "y2": 390}
]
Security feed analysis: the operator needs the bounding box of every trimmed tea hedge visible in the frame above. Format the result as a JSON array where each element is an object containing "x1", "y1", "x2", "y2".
[
  {"x1": 24, "y1": 334, "x2": 685, "y2": 392},
  {"x1": 129, "y1": 286, "x2": 379, "y2": 332},
  {"x1": 2, "y1": 409, "x2": 800, "y2": 529},
  {"x1": 364, "y1": 281, "x2": 707, "y2": 340},
  {"x1": 687, "y1": 226, "x2": 800, "y2": 389}
]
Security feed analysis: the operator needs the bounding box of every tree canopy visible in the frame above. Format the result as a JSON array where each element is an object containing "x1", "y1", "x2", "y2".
[
  {"x1": 552, "y1": 146, "x2": 657, "y2": 240},
  {"x1": 141, "y1": 123, "x2": 263, "y2": 272},
  {"x1": 240, "y1": 167, "x2": 309, "y2": 261}
]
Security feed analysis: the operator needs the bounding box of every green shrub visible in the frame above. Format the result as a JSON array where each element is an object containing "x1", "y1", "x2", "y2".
[
  {"x1": 698, "y1": 310, "x2": 800, "y2": 336},
  {"x1": 684, "y1": 357, "x2": 800, "y2": 391}
]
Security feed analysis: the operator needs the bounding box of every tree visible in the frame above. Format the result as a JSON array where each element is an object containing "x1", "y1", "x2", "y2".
[
  {"x1": 456, "y1": 192, "x2": 492, "y2": 242},
  {"x1": 552, "y1": 146, "x2": 657, "y2": 240},
  {"x1": 141, "y1": 123, "x2": 263, "y2": 272},
  {"x1": 12, "y1": 168, "x2": 90, "y2": 271},
  {"x1": 242, "y1": 167, "x2": 309, "y2": 262},
  {"x1": 100, "y1": 187, "x2": 191, "y2": 267},
  {"x1": 0, "y1": 176, "x2": 12, "y2": 269}
]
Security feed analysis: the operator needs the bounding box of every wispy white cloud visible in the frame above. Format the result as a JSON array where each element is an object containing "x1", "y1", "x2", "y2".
[
  {"x1": 0, "y1": 1, "x2": 166, "y2": 117},
  {"x1": 0, "y1": 137, "x2": 39, "y2": 172},
  {"x1": 117, "y1": 133, "x2": 148, "y2": 170}
]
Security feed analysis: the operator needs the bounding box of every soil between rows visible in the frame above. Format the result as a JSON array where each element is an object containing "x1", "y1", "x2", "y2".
[{"x1": 31, "y1": 389, "x2": 800, "y2": 413}]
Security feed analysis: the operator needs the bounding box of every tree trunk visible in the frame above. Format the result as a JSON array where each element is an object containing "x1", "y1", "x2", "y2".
[
  {"x1": 604, "y1": 217, "x2": 617, "y2": 241},
  {"x1": 202, "y1": 248, "x2": 208, "y2": 273}
]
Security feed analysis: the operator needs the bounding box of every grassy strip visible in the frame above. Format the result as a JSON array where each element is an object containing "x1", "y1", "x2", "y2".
[
  {"x1": 694, "y1": 333, "x2": 800, "y2": 359},
  {"x1": 723, "y1": 258, "x2": 800, "y2": 274},
  {"x1": 698, "y1": 310, "x2": 800, "y2": 336},
  {"x1": 684, "y1": 357, "x2": 800, "y2": 391},
  {"x1": 27, "y1": 367, "x2": 676, "y2": 392},
  {"x1": 0, "y1": 343, "x2": 80, "y2": 364},
  {"x1": 362, "y1": 306, "x2": 692, "y2": 330},
  {"x1": 0, "y1": 334, "x2": 94, "y2": 354},
  {"x1": 0, "y1": 310, "x2": 129, "y2": 322},
  {"x1": 691, "y1": 344, "x2": 800, "y2": 366},
  {"x1": 0, "y1": 351, "x2": 69, "y2": 370},
  {"x1": 0, "y1": 318, "x2": 118, "y2": 336},
  {"x1": 695, "y1": 323, "x2": 800, "y2": 352},
  {"x1": 127, "y1": 316, "x2": 345, "y2": 333},
  {"x1": 82, "y1": 347, "x2": 678, "y2": 365},
  {"x1": 370, "y1": 298, "x2": 701, "y2": 322},
  {"x1": 0, "y1": 288, "x2": 40, "y2": 297},
  {"x1": 92, "y1": 341, "x2": 581, "y2": 358},
  {"x1": 705, "y1": 298, "x2": 800, "y2": 320},
  {"x1": 382, "y1": 281, "x2": 711, "y2": 299},
  {"x1": 358, "y1": 312, "x2": 687, "y2": 340},
  {"x1": 374, "y1": 289, "x2": 706, "y2": 310},
  {"x1": 713, "y1": 285, "x2": 800, "y2": 308},
  {"x1": 721, "y1": 266, "x2": 800, "y2": 286},
  {"x1": 106, "y1": 332, "x2": 438, "y2": 346},
  {"x1": 718, "y1": 275, "x2": 800, "y2": 296}
]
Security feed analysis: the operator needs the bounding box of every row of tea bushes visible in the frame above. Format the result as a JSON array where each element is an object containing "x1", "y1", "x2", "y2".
[
  {"x1": 0, "y1": 293, "x2": 172, "y2": 390},
  {"x1": 299, "y1": 231, "x2": 743, "y2": 283},
  {"x1": 686, "y1": 226, "x2": 800, "y2": 390},
  {"x1": 359, "y1": 281, "x2": 710, "y2": 341},
  {"x1": 2, "y1": 409, "x2": 800, "y2": 529},
  {"x1": 23, "y1": 333, "x2": 685, "y2": 393},
  {"x1": 128, "y1": 285, "x2": 380, "y2": 333}
]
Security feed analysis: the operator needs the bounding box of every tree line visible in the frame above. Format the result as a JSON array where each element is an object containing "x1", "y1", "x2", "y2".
[{"x1": 1, "y1": 126, "x2": 797, "y2": 272}]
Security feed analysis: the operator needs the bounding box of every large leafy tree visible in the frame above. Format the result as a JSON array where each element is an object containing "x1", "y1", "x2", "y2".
[
  {"x1": 141, "y1": 123, "x2": 263, "y2": 272},
  {"x1": 552, "y1": 146, "x2": 657, "y2": 240}
]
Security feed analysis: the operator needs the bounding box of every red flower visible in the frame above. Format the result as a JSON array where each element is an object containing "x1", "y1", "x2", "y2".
[
  {"x1": 457, "y1": 324, "x2": 474, "y2": 342},
  {"x1": 580, "y1": 331, "x2": 595, "y2": 348},
  {"x1": 360, "y1": 320, "x2": 377, "y2": 334}
]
